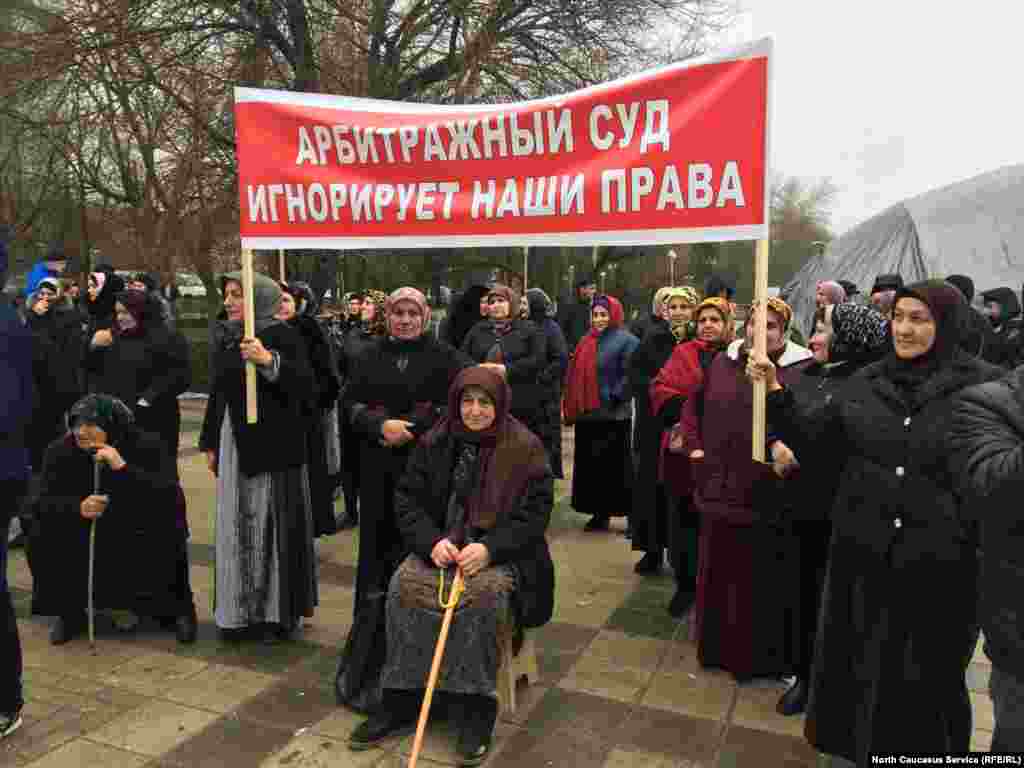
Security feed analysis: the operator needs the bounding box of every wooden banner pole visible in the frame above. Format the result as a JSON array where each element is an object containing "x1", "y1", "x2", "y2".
[
  {"x1": 278, "y1": 249, "x2": 286, "y2": 282},
  {"x1": 522, "y1": 246, "x2": 529, "y2": 294},
  {"x1": 242, "y1": 248, "x2": 259, "y2": 425},
  {"x1": 751, "y1": 239, "x2": 769, "y2": 462}
]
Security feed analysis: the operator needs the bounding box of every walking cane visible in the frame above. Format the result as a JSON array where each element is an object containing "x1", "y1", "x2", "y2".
[
  {"x1": 408, "y1": 567, "x2": 466, "y2": 768},
  {"x1": 89, "y1": 451, "x2": 101, "y2": 652}
]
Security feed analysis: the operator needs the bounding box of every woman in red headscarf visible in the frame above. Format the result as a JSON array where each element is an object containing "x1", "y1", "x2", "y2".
[{"x1": 563, "y1": 295, "x2": 639, "y2": 531}]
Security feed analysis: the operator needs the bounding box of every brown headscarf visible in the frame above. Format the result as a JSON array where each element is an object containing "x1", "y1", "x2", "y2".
[{"x1": 444, "y1": 366, "x2": 549, "y2": 542}]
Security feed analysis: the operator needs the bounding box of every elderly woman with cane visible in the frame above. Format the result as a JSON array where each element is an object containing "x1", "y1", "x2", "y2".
[
  {"x1": 29, "y1": 395, "x2": 193, "y2": 645},
  {"x1": 349, "y1": 367, "x2": 554, "y2": 765}
]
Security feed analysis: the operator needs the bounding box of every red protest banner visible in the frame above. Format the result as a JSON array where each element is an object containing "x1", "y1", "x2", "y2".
[{"x1": 235, "y1": 38, "x2": 771, "y2": 250}]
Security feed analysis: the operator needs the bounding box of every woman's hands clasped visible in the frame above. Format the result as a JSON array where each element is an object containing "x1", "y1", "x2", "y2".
[{"x1": 431, "y1": 537, "x2": 491, "y2": 577}]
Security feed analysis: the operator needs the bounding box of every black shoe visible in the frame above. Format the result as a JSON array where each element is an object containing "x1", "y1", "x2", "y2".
[
  {"x1": 634, "y1": 553, "x2": 662, "y2": 574},
  {"x1": 175, "y1": 608, "x2": 198, "y2": 645},
  {"x1": 583, "y1": 516, "x2": 609, "y2": 532},
  {"x1": 457, "y1": 696, "x2": 497, "y2": 766},
  {"x1": 218, "y1": 627, "x2": 248, "y2": 644},
  {"x1": 624, "y1": 524, "x2": 633, "y2": 539},
  {"x1": 260, "y1": 622, "x2": 298, "y2": 645},
  {"x1": 0, "y1": 706, "x2": 23, "y2": 740},
  {"x1": 49, "y1": 616, "x2": 84, "y2": 646},
  {"x1": 776, "y1": 678, "x2": 808, "y2": 716},
  {"x1": 349, "y1": 711, "x2": 416, "y2": 751},
  {"x1": 667, "y1": 588, "x2": 695, "y2": 618}
]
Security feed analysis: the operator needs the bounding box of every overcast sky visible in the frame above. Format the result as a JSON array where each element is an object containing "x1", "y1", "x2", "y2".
[{"x1": 717, "y1": 1, "x2": 1024, "y2": 235}]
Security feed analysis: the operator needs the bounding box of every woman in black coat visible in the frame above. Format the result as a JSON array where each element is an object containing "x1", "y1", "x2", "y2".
[
  {"x1": 950, "y1": 362, "x2": 1024, "y2": 752},
  {"x1": 83, "y1": 289, "x2": 191, "y2": 458},
  {"x1": 526, "y1": 288, "x2": 569, "y2": 478},
  {"x1": 441, "y1": 285, "x2": 489, "y2": 350},
  {"x1": 30, "y1": 394, "x2": 195, "y2": 645},
  {"x1": 335, "y1": 287, "x2": 465, "y2": 713},
  {"x1": 279, "y1": 282, "x2": 342, "y2": 538},
  {"x1": 335, "y1": 289, "x2": 389, "y2": 529},
  {"x1": 748, "y1": 281, "x2": 1003, "y2": 765},
  {"x1": 82, "y1": 267, "x2": 125, "y2": 391},
  {"x1": 773, "y1": 302, "x2": 890, "y2": 716},
  {"x1": 460, "y1": 284, "x2": 548, "y2": 447},
  {"x1": 627, "y1": 286, "x2": 697, "y2": 573}
]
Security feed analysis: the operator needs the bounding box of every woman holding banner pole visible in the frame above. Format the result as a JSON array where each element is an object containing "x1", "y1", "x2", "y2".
[{"x1": 199, "y1": 273, "x2": 318, "y2": 644}]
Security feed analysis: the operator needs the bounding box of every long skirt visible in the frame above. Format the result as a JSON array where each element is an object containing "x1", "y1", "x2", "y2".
[
  {"x1": 380, "y1": 555, "x2": 516, "y2": 699},
  {"x1": 805, "y1": 534, "x2": 978, "y2": 765},
  {"x1": 570, "y1": 418, "x2": 633, "y2": 518},
  {"x1": 215, "y1": 413, "x2": 318, "y2": 629},
  {"x1": 306, "y1": 412, "x2": 337, "y2": 538},
  {"x1": 694, "y1": 513, "x2": 802, "y2": 680}
]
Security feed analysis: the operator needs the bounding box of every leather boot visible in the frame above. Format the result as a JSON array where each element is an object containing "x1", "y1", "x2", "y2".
[{"x1": 50, "y1": 615, "x2": 85, "y2": 646}]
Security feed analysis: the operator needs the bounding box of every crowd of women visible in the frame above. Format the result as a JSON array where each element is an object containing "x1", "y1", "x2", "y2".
[{"x1": 6, "y1": 257, "x2": 1024, "y2": 763}]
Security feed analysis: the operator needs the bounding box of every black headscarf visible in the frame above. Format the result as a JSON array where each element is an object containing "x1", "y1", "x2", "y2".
[
  {"x1": 830, "y1": 303, "x2": 890, "y2": 365},
  {"x1": 883, "y1": 279, "x2": 968, "y2": 394},
  {"x1": 446, "y1": 285, "x2": 489, "y2": 349},
  {"x1": 68, "y1": 394, "x2": 135, "y2": 446}
]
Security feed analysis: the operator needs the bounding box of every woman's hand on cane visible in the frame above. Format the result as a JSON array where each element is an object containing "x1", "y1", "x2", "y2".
[
  {"x1": 81, "y1": 495, "x2": 109, "y2": 520},
  {"x1": 94, "y1": 445, "x2": 126, "y2": 471},
  {"x1": 205, "y1": 450, "x2": 218, "y2": 476},
  {"x1": 457, "y1": 543, "x2": 490, "y2": 578},
  {"x1": 431, "y1": 537, "x2": 460, "y2": 568}
]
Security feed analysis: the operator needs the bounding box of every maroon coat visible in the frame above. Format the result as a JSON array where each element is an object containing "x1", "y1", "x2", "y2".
[{"x1": 682, "y1": 340, "x2": 813, "y2": 525}]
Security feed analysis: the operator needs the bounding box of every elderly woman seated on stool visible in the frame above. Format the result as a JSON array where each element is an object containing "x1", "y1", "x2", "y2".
[
  {"x1": 28, "y1": 394, "x2": 196, "y2": 645},
  {"x1": 349, "y1": 367, "x2": 554, "y2": 766}
]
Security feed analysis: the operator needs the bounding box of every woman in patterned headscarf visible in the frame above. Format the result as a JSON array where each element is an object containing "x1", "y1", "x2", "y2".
[
  {"x1": 770, "y1": 302, "x2": 891, "y2": 716},
  {"x1": 29, "y1": 395, "x2": 196, "y2": 645},
  {"x1": 199, "y1": 272, "x2": 319, "y2": 644},
  {"x1": 650, "y1": 296, "x2": 735, "y2": 616},
  {"x1": 336, "y1": 287, "x2": 466, "y2": 714},
  {"x1": 627, "y1": 286, "x2": 699, "y2": 566}
]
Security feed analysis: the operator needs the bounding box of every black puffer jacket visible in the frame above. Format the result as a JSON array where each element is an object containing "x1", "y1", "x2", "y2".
[
  {"x1": 460, "y1": 319, "x2": 547, "y2": 416},
  {"x1": 950, "y1": 369, "x2": 1024, "y2": 678}
]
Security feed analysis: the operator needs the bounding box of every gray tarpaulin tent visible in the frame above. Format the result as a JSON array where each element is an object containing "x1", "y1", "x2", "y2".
[{"x1": 783, "y1": 163, "x2": 1024, "y2": 335}]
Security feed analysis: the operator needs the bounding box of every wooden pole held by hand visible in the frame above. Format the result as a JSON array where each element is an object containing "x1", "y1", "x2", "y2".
[
  {"x1": 278, "y1": 249, "x2": 286, "y2": 282},
  {"x1": 751, "y1": 239, "x2": 769, "y2": 463},
  {"x1": 408, "y1": 568, "x2": 465, "y2": 768},
  {"x1": 242, "y1": 248, "x2": 259, "y2": 424}
]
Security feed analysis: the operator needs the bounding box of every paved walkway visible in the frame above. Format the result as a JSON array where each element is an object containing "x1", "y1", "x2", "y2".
[{"x1": 2, "y1": 406, "x2": 995, "y2": 767}]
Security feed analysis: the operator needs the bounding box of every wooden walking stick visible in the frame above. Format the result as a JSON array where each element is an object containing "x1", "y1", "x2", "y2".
[
  {"x1": 88, "y1": 452, "x2": 101, "y2": 652},
  {"x1": 408, "y1": 567, "x2": 466, "y2": 768}
]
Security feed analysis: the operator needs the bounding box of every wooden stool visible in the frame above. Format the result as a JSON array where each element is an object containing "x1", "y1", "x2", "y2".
[{"x1": 496, "y1": 630, "x2": 539, "y2": 713}]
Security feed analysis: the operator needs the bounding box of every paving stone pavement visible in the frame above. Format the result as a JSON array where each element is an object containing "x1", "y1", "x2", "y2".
[{"x1": 2, "y1": 406, "x2": 995, "y2": 766}]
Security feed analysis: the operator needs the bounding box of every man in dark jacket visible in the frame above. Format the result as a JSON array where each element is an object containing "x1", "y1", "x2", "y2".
[
  {"x1": 557, "y1": 275, "x2": 595, "y2": 354},
  {"x1": 951, "y1": 370, "x2": 1024, "y2": 751},
  {"x1": 980, "y1": 287, "x2": 1024, "y2": 368},
  {"x1": 0, "y1": 237, "x2": 32, "y2": 738},
  {"x1": 946, "y1": 274, "x2": 994, "y2": 360}
]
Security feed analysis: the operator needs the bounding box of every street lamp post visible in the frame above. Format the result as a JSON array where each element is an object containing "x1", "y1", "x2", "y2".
[{"x1": 668, "y1": 249, "x2": 678, "y2": 286}]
